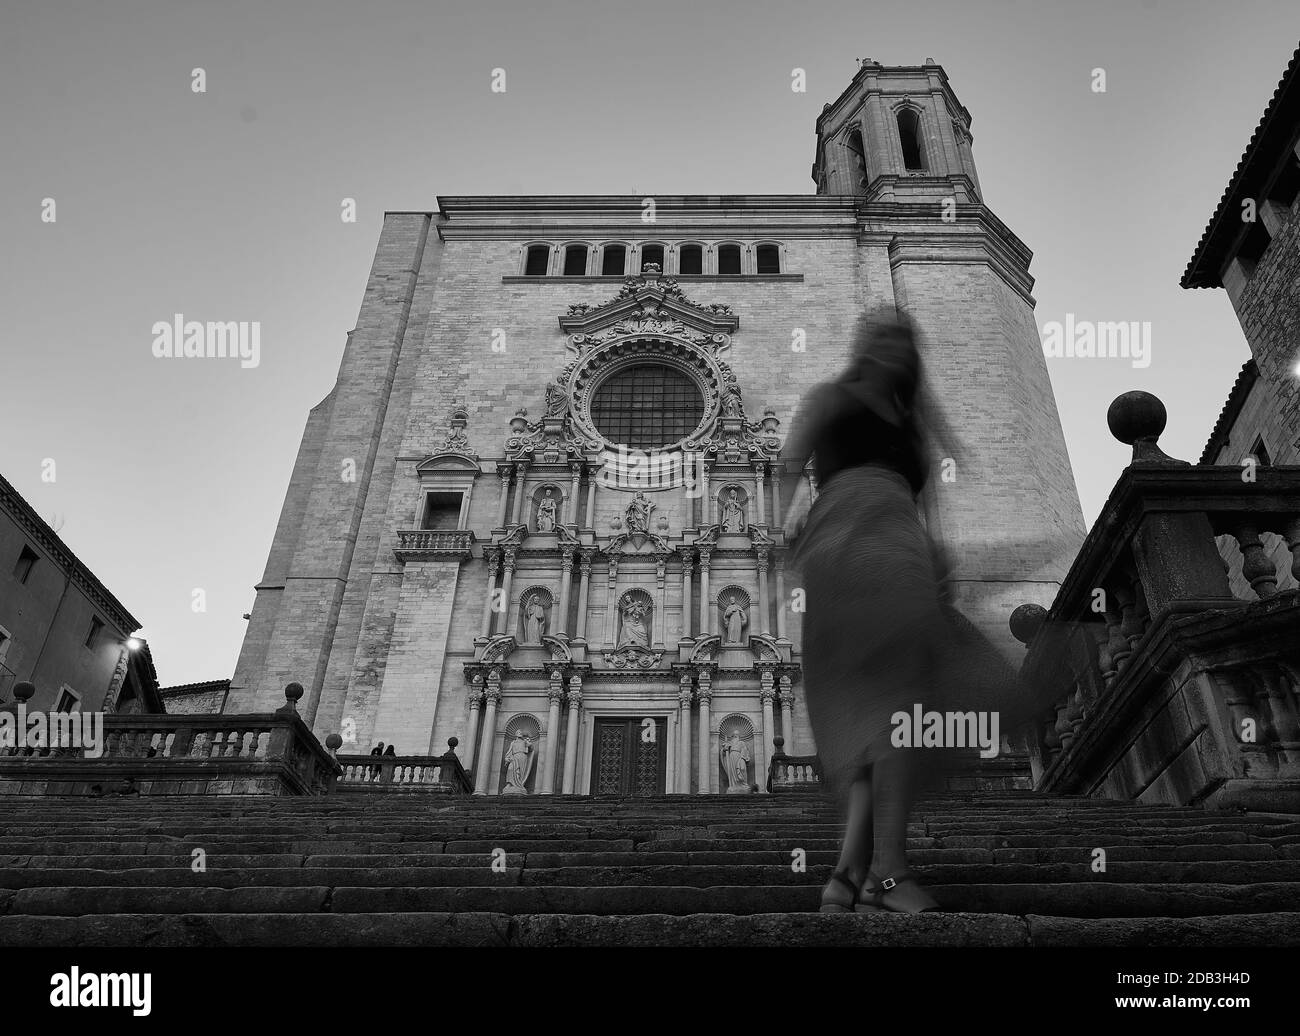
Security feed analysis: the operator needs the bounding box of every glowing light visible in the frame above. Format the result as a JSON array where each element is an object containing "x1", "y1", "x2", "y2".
[{"x1": 126, "y1": 637, "x2": 142, "y2": 651}]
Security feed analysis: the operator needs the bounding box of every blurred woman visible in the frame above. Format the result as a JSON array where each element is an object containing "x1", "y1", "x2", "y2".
[{"x1": 783, "y1": 309, "x2": 1024, "y2": 914}]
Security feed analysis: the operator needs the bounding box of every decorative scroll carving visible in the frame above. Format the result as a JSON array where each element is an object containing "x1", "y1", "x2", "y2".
[{"x1": 602, "y1": 644, "x2": 664, "y2": 669}]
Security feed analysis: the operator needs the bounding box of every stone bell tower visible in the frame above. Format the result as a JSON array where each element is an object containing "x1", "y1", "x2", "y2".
[{"x1": 812, "y1": 58, "x2": 983, "y2": 203}]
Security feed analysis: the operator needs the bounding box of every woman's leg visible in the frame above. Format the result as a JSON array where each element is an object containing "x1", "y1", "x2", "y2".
[
  {"x1": 866, "y1": 748, "x2": 938, "y2": 912},
  {"x1": 820, "y1": 773, "x2": 873, "y2": 909}
]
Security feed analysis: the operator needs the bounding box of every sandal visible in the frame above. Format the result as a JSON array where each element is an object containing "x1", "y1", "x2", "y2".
[
  {"x1": 859, "y1": 869, "x2": 940, "y2": 914},
  {"x1": 818, "y1": 869, "x2": 861, "y2": 913}
]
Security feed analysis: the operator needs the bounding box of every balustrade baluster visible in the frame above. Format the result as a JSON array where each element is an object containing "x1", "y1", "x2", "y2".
[{"x1": 1235, "y1": 521, "x2": 1278, "y2": 599}]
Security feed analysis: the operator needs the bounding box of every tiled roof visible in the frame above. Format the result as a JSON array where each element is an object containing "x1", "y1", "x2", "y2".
[
  {"x1": 1182, "y1": 44, "x2": 1300, "y2": 288},
  {"x1": 160, "y1": 679, "x2": 231, "y2": 697},
  {"x1": 1200, "y1": 359, "x2": 1259, "y2": 463}
]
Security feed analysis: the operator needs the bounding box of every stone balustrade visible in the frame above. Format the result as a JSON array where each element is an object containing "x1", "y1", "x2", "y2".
[
  {"x1": 334, "y1": 739, "x2": 472, "y2": 794},
  {"x1": 393, "y1": 529, "x2": 476, "y2": 561},
  {"x1": 1012, "y1": 391, "x2": 1300, "y2": 812},
  {"x1": 0, "y1": 682, "x2": 340, "y2": 796},
  {"x1": 766, "y1": 735, "x2": 823, "y2": 793}
]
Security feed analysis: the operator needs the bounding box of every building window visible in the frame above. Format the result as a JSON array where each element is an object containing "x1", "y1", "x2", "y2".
[
  {"x1": 1249, "y1": 435, "x2": 1272, "y2": 467},
  {"x1": 601, "y1": 244, "x2": 626, "y2": 276},
  {"x1": 897, "y1": 108, "x2": 927, "y2": 171},
  {"x1": 524, "y1": 245, "x2": 550, "y2": 276},
  {"x1": 678, "y1": 244, "x2": 703, "y2": 275},
  {"x1": 590, "y1": 363, "x2": 705, "y2": 449},
  {"x1": 420, "y1": 491, "x2": 465, "y2": 531},
  {"x1": 756, "y1": 244, "x2": 781, "y2": 274},
  {"x1": 717, "y1": 244, "x2": 742, "y2": 275},
  {"x1": 54, "y1": 686, "x2": 80, "y2": 713},
  {"x1": 84, "y1": 617, "x2": 104, "y2": 649},
  {"x1": 640, "y1": 244, "x2": 665, "y2": 272},
  {"x1": 846, "y1": 128, "x2": 868, "y2": 188},
  {"x1": 13, "y1": 546, "x2": 37, "y2": 585},
  {"x1": 563, "y1": 245, "x2": 588, "y2": 276}
]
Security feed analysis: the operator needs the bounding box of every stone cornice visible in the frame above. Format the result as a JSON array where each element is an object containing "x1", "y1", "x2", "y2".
[{"x1": 0, "y1": 471, "x2": 140, "y2": 635}]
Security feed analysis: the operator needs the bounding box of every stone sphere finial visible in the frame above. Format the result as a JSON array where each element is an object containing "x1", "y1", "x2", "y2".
[
  {"x1": 447, "y1": 737, "x2": 459, "y2": 753},
  {"x1": 283, "y1": 682, "x2": 304, "y2": 707},
  {"x1": 13, "y1": 682, "x2": 35, "y2": 703},
  {"x1": 772, "y1": 735, "x2": 786, "y2": 755},
  {"x1": 325, "y1": 732, "x2": 343, "y2": 755},
  {"x1": 1106, "y1": 391, "x2": 1184, "y2": 465},
  {"x1": 1009, "y1": 603, "x2": 1048, "y2": 646}
]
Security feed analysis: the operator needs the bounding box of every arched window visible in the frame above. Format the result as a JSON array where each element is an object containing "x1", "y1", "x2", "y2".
[
  {"x1": 590, "y1": 363, "x2": 705, "y2": 449},
  {"x1": 755, "y1": 244, "x2": 780, "y2": 274},
  {"x1": 678, "y1": 244, "x2": 703, "y2": 275},
  {"x1": 524, "y1": 244, "x2": 550, "y2": 276},
  {"x1": 846, "y1": 128, "x2": 868, "y2": 187},
  {"x1": 717, "y1": 244, "x2": 742, "y2": 275},
  {"x1": 601, "y1": 244, "x2": 626, "y2": 276},
  {"x1": 563, "y1": 244, "x2": 589, "y2": 276},
  {"x1": 897, "y1": 108, "x2": 927, "y2": 171},
  {"x1": 640, "y1": 244, "x2": 665, "y2": 272}
]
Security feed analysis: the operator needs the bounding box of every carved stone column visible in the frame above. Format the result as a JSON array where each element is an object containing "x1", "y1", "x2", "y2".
[
  {"x1": 584, "y1": 463, "x2": 598, "y2": 528},
  {"x1": 511, "y1": 461, "x2": 529, "y2": 526},
  {"x1": 774, "y1": 555, "x2": 788, "y2": 640},
  {"x1": 474, "y1": 672, "x2": 503, "y2": 794},
  {"x1": 654, "y1": 555, "x2": 667, "y2": 647},
  {"x1": 575, "y1": 550, "x2": 594, "y2": 641},
  {"x1": 480, "y1": 549, "x2": 500, "y2": 639},
  {"x1": 495, "y1": 464, "x2": 512, "y2": 529},
  {"x1": 569, "y1": 463, "x2": 582, "y2": 525},
  {"x1": 759, "y1": 669, "x2": 777, "y2": 791},
  {"x1": 679, "y1": 549, "x2": 694, "y2": 639},
  {"x1": 562, "y1": 675, "x2": 583, "y2": 794},
  {"x1": 771, "y1": 468, "x2": 783, "y2": 528},
  {"x1": 756, "y1": 548, "x2": 771, "y2": 636},
  {"x1": 603, "y1": 556, "x2": 620, "y2": 646},
  {"x1": 753, "y1": 463, "x2": 767, "y2": 526},
  {"x1": 463, "y1": 673, "x2": 485, "y2": 770},
  {"x1": 541, "y1": 668, "x2": 565, "y2": 794},
  {"x1": 698, "y1": 548, "x2": 712, "y2": 637},
  {"x1": 556, "y1": 549, "x2": 574, "y2": 636},
  {"x1": 696, "y1": 670, "x2": 713, "y2": 794},
  {"x1": 677, "y1": 674, "x2": 694, "y2": 793},
  {"x1": 779, "y1": 674, "x2": 795, "y2": 754},
  {"x1": 497, "y1": 549, "x2": 518, "y2": 636}
]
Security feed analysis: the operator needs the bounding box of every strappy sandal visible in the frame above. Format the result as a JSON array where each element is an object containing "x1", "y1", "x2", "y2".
[
  {"x1": 859, "y1": 869, "x2": 940, "y2": 914},
  {"x1": 818, "y1": 869, "x2": 862, "y2": 913}
]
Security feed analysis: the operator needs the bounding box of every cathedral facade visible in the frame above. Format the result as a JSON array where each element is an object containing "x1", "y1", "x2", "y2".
[{"x1": 228, "y1": 61, "x2": 1085, "y2": 796}]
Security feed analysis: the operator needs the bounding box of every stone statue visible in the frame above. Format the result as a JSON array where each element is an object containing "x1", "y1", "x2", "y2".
[
  {"x1": 502, "y1": 731, "x2": 535, "y2": 794},
  {"x1": 723, "y1": 595, "x2": 748, "y2": 644},
  {"x1": 619, "y1": 598, "x2": 650, "y2": 647},
  {"x1": 721, "y1": 731, "x2": 751, "y2": 793},
  {"x1": 720, "y1": 386, "x2": 743, "y2": 417},
  {"x1": 720, "y1": 489, "x2": 746, "y2": 533},
  {"x1": 523, "y1": 594, "x2": 547, "y2": 644},
  {"x1": 536, "y1": 489, "x2": 557, "y2": 532},
  {"x1": 625, "y1": 492, "x2": 651, "y2": 533}
]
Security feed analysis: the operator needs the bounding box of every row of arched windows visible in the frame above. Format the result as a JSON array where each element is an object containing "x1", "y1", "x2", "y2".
[{"x1": 522, "y1": 241, "x2": 784, "y2": 277}]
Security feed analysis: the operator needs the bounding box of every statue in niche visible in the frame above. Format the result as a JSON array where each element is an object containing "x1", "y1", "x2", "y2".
[
  {"x1": 722, "y1": 596, "x2": 748, "y2": 645},
  {"x1": 625, "y1": 492, "x2": 652, "y2": 533},
  {"x1": 720, "y1": 489, "x2": 746, "y2": 533},
  {"x1": 522, "y1": 594, "x2": 548, "y2": 644},
  {"x1": 619, "y1": 598, "x2": 650, "y2": 647},
  {"x1": 721, "y1": 731, "x2": 751, "y2": 792},
  {"x1": 536, "y1": 489, "x2": 558, "y2": 532},
  {"x1": 720, "y1": 384, "x2": 744, "y2": 417},
  {"x1": 502, "y1": 731, "x2": 536, "y2": 794}
]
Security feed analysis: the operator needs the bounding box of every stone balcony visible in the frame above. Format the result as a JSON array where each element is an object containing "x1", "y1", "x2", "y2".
[
  {"x1": 1011, "y1": 391, "x2": 1300, "y2": 812},
  {"x1": 393, "y1": 528, "x2": 476, "y2": 562}
]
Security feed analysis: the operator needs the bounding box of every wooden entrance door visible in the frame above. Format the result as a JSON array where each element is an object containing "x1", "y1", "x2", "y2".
[{"x1": 591, "y1": 717, "x2": 668, "y2": 796}]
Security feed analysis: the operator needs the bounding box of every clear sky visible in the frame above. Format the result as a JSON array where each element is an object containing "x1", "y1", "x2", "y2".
[{"x1": 2, "y1": 0, "x2": 1295, "y2": 685}]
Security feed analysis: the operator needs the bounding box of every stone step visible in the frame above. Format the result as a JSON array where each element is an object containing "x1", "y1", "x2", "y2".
[
  {"x1": 6, "y1": 881, "x2": 1298, "y2": 919},
  {"x1": 1, "y1": 910, "x2": 1296, "y2": 947}
]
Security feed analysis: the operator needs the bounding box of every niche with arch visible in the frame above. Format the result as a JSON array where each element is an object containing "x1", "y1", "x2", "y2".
[
  {"x1": 716, "y1": 586, "x2": 752, "y2": 646},
  {"x1": 531, "y1": 484, "x2": 565, "y2": 532},
  {"x1": 498, "y1": 713, "x2": 541, "y2": 795},
  {"x1": 717, "y1": 713, "x2": 755, "y2": 792},
  {"x1": 616, "y1": 588, "x2": 654, "y2": 647},
  {"x1": 517, "y1": 586, "x2": 554, "y2": 645},
  {"x1": 716, "y1": 484, "x2": 749, "y2": 533}
]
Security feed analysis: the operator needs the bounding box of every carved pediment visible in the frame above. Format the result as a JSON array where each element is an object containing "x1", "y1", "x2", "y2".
[
  {"x1": 480, "y1": 635, "x2": 518, "y2": 663},
  {"x1": 690, "y1": 635, "x2": 721, "y2": 663},
  {"x1": 559, "y1": 272, "x2": 739, "y2": 345},
  {"x1": 602, "y1": 644, "x2": 664, "y2": 669},
  {"x1": 415, "y1": 452, "x2": 481, "y2": 475}
]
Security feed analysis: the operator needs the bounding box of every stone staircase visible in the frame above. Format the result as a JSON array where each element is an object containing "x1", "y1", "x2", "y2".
[{"x1": 1, "y1": 792, "x2": 1298, "y2": 946}]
